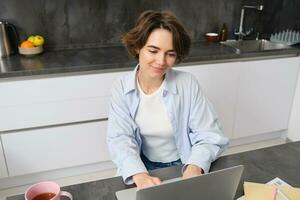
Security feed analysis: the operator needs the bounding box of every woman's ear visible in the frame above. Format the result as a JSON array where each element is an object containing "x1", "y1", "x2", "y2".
[{"x1": 135, "y1": 48, "x2": 140, "y2": 54}]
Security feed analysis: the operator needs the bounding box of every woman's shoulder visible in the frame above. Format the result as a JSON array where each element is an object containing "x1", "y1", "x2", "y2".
[
  {"x1": 111, "y1": 70, "x2": 136, "y2": 93},
  {"x1": 116, "y1": 71, "x2": 132, "y2": 84},
  {"x1": 169, "y1": 68, "x2": 202, "y2": 92},
  {"x1": 171, "y1": 68, "x2": 198, "y2": 84}
]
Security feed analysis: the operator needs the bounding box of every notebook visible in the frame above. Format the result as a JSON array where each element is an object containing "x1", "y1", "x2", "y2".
[
  {"x1": 116, "y1": 165, "x2": 244, "y2": 200},
  {"x1": 237, "y1": 177, "x2": 292, "y2": 200},
  {"x1": 244, "y1": 182, "x2": 300, "y2": 200}
]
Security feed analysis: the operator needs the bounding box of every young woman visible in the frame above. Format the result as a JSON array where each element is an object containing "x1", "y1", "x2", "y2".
[{"x1": 107, "y1": 10, "x2": 229, "y2": 189}]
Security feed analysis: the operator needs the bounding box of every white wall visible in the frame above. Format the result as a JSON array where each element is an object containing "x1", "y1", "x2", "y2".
[{"x1": 288, "y1": 60, "x2": 300, "y2": 141}]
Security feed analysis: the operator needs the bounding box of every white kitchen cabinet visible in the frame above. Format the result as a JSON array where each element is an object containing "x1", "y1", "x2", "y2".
[
  {"x1": 0, "y1": 71, "x2": 127, "y2": 131},
  {"x1": 233, "y1": 57, "x2": 300, "y2": 138},
  {"x1": 288, "y1": 67, "x2": 300, "y2": 141},
  {"x1": 178, "y1": 56, "x2": 300, "y2": 139},
  {"x1": 177, "y1": 62, "x2": 240, "y2": 138},
  {"x1": 1, "y1": 121, "x2": 110, "y2": 176},
  {"x1": 0, "y1": 137, "x2": 8, "y2": 179}
]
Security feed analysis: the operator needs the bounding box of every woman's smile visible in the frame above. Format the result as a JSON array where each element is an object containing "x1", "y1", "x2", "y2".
[
  {"x1": 150, "y1": 65, "x2": 166, "y2": 73},
  {"x1": 137, "y1": 28, "x2": 176, "y2": 80}
]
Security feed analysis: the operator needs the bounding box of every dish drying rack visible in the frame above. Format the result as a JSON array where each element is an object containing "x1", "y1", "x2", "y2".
[{"x1": 270, "y1": 30, "x2": 300, "y2": 45}]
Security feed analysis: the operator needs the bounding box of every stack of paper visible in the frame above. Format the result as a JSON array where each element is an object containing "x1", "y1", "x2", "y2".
[
  {"x1": 237, "y1": 177, "x2": 297, "y2": 200},
  {"x1": 244, "y1": 182, "x2": 300, "y2": 200}
]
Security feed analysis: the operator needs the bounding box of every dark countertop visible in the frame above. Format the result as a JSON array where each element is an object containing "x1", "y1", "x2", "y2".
[
  {"x1": 1, "y1": 41, "x2": 300, "y2": 79},
  {"x1": 7, "y1": 141, "x2": 300, "y2": 200}
]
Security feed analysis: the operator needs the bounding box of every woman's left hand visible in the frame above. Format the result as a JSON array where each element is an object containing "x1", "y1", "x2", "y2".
[{"x1": 182, "y1": 164, "x2": 203, "y2": 179}]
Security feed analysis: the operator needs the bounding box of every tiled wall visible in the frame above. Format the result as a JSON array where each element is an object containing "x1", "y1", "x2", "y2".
[{"x1": 0, "y1": 0, "x2": 299, "y2": 49}]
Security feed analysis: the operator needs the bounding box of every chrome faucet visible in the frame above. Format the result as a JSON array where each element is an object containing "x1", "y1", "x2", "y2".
[{"x1": 235, "y1": 5, "x2": 264, "y2": 40}]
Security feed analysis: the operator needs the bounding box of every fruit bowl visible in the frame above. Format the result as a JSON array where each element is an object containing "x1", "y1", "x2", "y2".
[{"x1": 18, "y1": 45, "x2": 43, "y2": 56}]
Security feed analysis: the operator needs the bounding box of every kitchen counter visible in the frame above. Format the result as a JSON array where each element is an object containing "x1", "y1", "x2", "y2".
[
  {"x1": 1, "y1": 41, "x2": 300, "y2": 79},
  {"x1": 6, "y1": 141, "x2": 300, "y2": 200}
]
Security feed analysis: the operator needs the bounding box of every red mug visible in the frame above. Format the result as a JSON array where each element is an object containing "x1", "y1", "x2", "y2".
[
  {"x1": 205, "y1": 33, "x2": 219, "y2": 42},
  {"x1": 25, "y1": 181, "x2": 73, "y2": 200}
]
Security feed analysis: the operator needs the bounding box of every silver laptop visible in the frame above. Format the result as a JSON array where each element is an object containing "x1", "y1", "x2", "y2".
[{"x1": 116, "y1": 165, "x2": 243, "y2": 200}]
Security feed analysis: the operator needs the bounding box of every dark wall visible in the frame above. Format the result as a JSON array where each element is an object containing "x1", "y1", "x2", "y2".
[
  {"x1": 261, "y1": 0, "x2": 300, "y2": 33},
  {"x1": 0, "y1": 0, "x2": 299, "y2": 50}
]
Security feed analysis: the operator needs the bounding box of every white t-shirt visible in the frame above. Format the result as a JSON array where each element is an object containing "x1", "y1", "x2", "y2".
[{"x1": 135, "y1": 79, "x2": 180, "y2": 162}]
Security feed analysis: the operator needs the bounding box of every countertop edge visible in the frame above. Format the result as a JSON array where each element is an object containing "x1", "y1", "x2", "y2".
[{"x1": 1, "y1": 48, "x2": 299, "y2": 81}]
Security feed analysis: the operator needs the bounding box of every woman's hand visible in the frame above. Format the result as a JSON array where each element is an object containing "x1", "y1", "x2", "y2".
[
  {"x1": 182, "y1": 164, "x2": 203, "y2": 179},
  {"x1": 132, "y1": 172, "x2": 161, "y2": 189}
]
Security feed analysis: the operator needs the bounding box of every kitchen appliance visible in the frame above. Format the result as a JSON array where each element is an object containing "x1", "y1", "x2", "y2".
[{"x1": 0, "y1": 21, "x2": 19, "y2": 57}]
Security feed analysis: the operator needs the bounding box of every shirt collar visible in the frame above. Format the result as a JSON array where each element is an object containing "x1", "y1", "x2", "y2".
[
  {"x1": 123, "y1": 64, "x2": 139, "y2": 95},
  {"x1": 123, "y1": 64, "x2": 178, "y2": 95}
]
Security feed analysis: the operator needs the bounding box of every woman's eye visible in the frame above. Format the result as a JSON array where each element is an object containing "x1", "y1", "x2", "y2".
[
  {"x1": 148, "y1": 50, "x2": 157, "y2": 54},
  {"x1": 167, "y1": 53, "x2": 176, "y2": 57}
]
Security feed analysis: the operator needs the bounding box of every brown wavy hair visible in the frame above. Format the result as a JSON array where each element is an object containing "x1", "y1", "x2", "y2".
[{"x1": 121, "y1": 10, "x2": 191, "y2": 64}]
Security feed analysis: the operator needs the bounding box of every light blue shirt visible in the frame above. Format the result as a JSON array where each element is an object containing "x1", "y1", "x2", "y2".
[{"x1": 107, "y1": 65, "x2": 229, "y2": 184}]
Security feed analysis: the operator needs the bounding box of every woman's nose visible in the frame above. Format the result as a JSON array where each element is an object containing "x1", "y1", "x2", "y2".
[{"x1": 156, "y1": 53, "x2": 166, "y2": 65}]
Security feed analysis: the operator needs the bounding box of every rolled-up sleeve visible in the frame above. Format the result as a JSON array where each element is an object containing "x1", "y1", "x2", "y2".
[{"x1": 107, "y1": 79, "x2": 147, "y2": 184}]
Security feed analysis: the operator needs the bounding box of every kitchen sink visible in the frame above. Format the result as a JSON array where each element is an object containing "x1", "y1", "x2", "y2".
[{"x1": 221, "y1": 39, "x2": 291, "y2": 53}]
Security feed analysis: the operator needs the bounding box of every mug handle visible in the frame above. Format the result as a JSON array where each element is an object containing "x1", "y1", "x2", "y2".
[{"x1": 60, "y1": 191, "x2": 73, "y2": 200}]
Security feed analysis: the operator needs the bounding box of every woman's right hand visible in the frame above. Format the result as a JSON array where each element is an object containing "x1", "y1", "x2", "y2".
[{"x1": 132, "y1": 172, "x2": 161, "y2": 189}]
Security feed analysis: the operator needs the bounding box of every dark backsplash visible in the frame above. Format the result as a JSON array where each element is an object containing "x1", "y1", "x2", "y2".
[{"x1": 1, "y1": 0, "x2": 299, "y2": 49}]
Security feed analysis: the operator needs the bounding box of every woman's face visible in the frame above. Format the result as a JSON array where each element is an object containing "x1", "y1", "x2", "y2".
[{"x1": 137, "y1": 28, "x2": 177, "y2": 80}]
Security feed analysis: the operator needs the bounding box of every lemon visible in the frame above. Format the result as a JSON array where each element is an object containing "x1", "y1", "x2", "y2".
[
  {"x1": 33, "y1": 35, "x2": 45, "y2": 46},
  {"x1": 27, "y1": 35, "x2": 35, "y2": 43}
]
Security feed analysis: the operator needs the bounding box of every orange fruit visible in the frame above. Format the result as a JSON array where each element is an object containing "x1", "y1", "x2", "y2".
[{"x1": 20, "y1": 40, "x2": 35, "y2": 48}]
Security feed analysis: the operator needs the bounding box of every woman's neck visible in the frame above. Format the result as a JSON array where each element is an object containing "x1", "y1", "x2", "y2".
[{"x1": 137, "y1": 70, "x2": 164, "y2": 95}]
